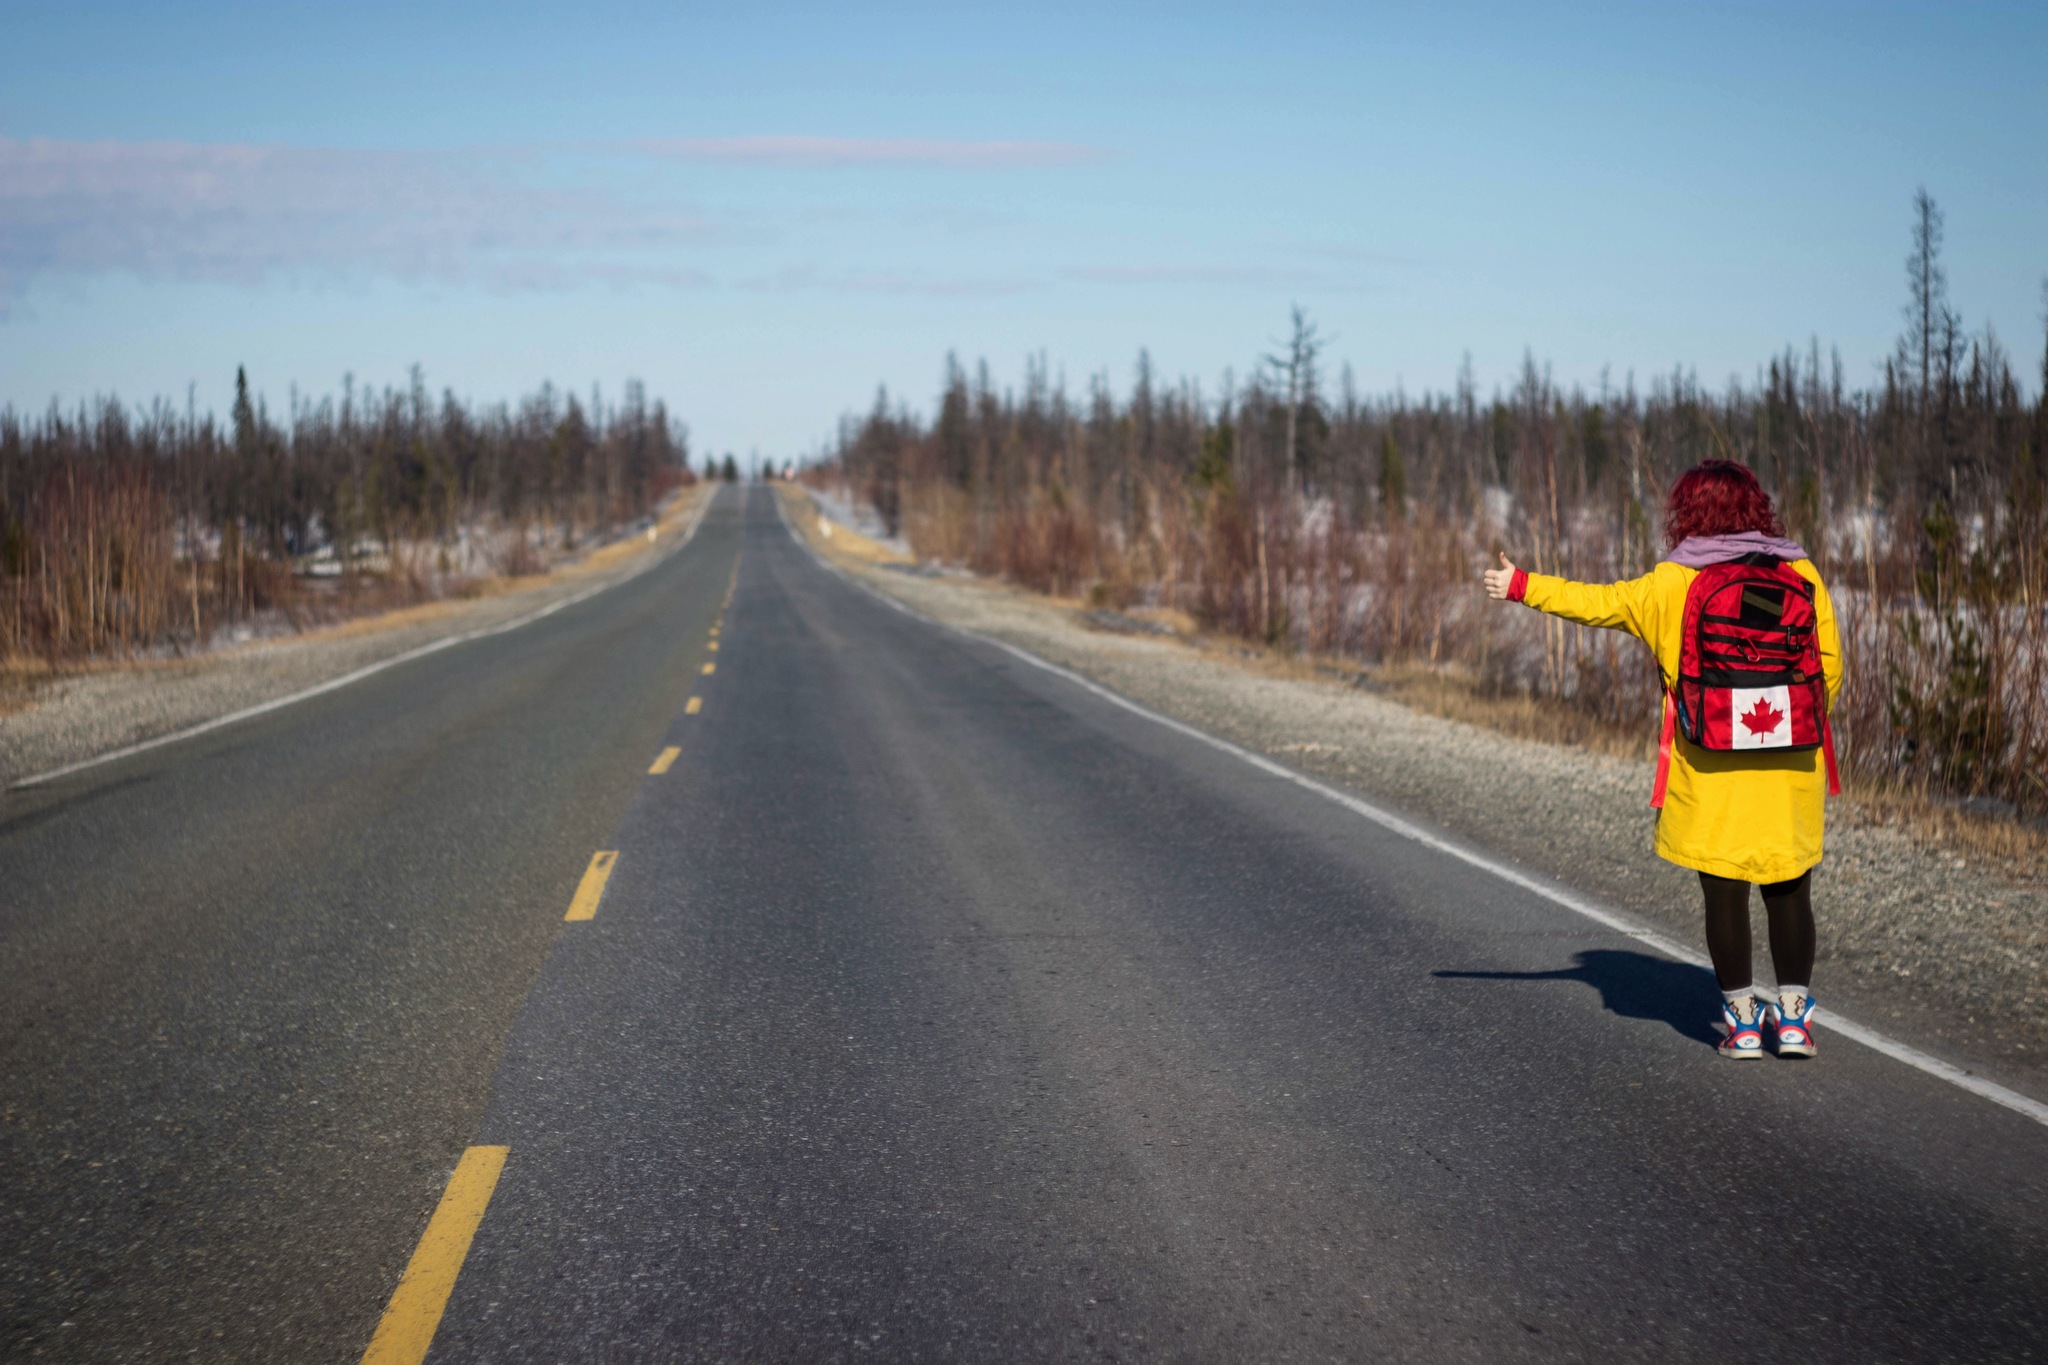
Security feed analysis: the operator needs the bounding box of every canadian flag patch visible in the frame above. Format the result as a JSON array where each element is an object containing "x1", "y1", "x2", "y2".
[{"x1": 1728, "y1": 685, "x2": 1794, "y2": 749}]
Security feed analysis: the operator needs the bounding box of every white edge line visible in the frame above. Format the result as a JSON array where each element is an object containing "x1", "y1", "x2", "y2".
[
  {"x1": 776, "y1": 495, "x2": 2048, "y2": 1131},
  {"x1": 10, "y1": 489, "x2": 718, "y2": 791}
]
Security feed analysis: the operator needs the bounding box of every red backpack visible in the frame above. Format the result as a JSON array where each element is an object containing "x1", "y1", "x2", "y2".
[{"x1": 1650, "y1": 554, "x2": 1840, "y2": 808}]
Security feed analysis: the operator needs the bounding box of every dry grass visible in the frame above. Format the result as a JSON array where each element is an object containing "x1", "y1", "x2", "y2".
[
  {"x1": 1840, "y1": 785, "x2": 2048, "y2": 874},
  {"x1": 776, "y1": 485, "x2": 914, "y2": 566},
  {"x1": 1354, "y1": 660, "x2": 1655, "y2": 760},
  {"x1": 1125, "y1": 606, "x2": 1203, "y2": 636},
  {"x1": 0, "y1": 657, "x2": 63, "y2": 718},
  {"x1": 573, "y1": 487, "x2": 708, "y2": 575},
  {"x1": 0, "y1": 647, "x2": 210, "y2": 718}
]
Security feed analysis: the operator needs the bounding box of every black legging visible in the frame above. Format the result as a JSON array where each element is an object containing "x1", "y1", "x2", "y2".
[{"x1": 1699, "y1": 870, "x2": 1815, "y2": 993}]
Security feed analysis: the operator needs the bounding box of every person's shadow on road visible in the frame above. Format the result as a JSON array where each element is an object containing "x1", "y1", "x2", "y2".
[{"x1": 1435, "y1": 950, "x2": 1722, "y2": 1048}]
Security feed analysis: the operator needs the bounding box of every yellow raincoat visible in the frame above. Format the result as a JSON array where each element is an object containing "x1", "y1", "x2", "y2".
[{"x1": 1519, "y1": 560, "x2": 1842, "y2": 883}]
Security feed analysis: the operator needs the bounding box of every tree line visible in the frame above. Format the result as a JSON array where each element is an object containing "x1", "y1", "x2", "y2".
[
  {"x1": 826, "y1": 193, "x2": 2047, "y2": 813},
  {"x1": 1, "y1": 369, "x2": 691, "y2": 660}
]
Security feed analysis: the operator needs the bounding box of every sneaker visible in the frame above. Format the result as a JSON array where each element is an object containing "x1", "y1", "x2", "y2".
[
  {"x1": 1768, "y1": 992, "x2": 1819, "y2": 1059},
  {"x1": 1718, "y1": 995, "x2": 1765, "y2": 1059}
]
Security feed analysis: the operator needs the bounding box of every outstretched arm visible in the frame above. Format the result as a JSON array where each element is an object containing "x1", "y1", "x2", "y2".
[{"x1": 1483, "y1": 552, "x2": 1667, "y2": 649}]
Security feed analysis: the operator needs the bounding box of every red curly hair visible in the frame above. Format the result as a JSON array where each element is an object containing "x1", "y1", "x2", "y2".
[{"x1": 1663, "y1": 459, "x2": 1783, "y2": 549}]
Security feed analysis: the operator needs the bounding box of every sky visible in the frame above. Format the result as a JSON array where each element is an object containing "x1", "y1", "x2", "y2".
[{"x1": 2, "y1": 0, "x2": 2044, "y2": 461}]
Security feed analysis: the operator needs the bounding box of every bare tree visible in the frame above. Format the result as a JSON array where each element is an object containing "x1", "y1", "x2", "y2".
[
  {"x1": 1264, "y1": 306, "x2": 1323, "y2": 499},
  {"x1": 1903, "y1": 188, "x2": 1956, "y2": 418}
]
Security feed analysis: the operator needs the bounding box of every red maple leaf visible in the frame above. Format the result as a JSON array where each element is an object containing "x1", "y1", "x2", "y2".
[{"x1": 1740, "y1": 696, "x2": 1785, "y2": 737}]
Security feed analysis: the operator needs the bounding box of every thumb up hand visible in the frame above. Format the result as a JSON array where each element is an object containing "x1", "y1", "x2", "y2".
[{"x1": 1483, "y1": 551, "x2": 1520, "y2": 600}]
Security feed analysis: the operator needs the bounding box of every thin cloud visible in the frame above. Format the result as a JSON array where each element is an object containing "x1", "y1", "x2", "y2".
[
  {"x1": 479, "y1": 260, "x2": 716, "y2": 294},
  {"x1": 636, "y1": 136, "x2": 1102, "y2": 169},
  {"x1": 0, "y1": 132, "x2": 1094, "y2": 310},
  {"x1": 1067, "y1": 264, "x2": 1332, "y2": 287},
  {"x1": 0, "y1": 135, "x2": 712, "y2": 305},
  {"x1": 740, "y1": 265, "x2": 1040, "y2": 297}
]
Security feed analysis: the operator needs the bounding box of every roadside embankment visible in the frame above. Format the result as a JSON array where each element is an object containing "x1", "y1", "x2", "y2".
[
  {"x1": 0, "y1": 485, "x2": 715, "y2": 786},
  {"x1": 779, "y1": 484, "x2": 2048, "y2": 1095}
]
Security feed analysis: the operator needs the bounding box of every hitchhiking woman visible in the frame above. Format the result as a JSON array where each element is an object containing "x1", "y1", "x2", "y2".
[{"x1": 1483, "y1": 459, "x2": 1842, "y2": 1059}]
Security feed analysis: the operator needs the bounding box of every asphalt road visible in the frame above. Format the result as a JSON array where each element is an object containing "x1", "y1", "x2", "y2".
[{"x1": 4, "y1": 485, "x2": 2045, "y2": 1362}]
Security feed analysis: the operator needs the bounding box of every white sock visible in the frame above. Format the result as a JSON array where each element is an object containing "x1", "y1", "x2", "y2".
[
  {"x1": 1778, "y1": 985, "x2": 1809, "y2": 1006},
  {"x1": 1722, "y1": 987, "x2": 1759, "y2": 1021}
]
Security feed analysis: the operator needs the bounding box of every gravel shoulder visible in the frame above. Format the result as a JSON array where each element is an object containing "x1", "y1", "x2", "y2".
[
  {"x1": 0, "y1": 486, "x2": 714, "y2": 786},
  {"x1": 781, "y1": 488, "x2": 2048, "y2": 1099}
]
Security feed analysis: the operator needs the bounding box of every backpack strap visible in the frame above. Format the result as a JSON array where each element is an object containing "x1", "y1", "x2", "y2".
[
  {"x1": 1821, "y1": 714, "x2": 1842, "y2": 796},
  {"x1": 1651, "y1": 691, "x2": 1676, "y2": 809}
]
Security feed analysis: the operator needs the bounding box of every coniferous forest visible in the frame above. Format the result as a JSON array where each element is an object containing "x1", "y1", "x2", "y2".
[
  {"x1": 824, "y1": 194, "x2": 2048, "y2": 813},
  {"x1": 1, "y1": 369, "x2": 691, "y2": 660}
]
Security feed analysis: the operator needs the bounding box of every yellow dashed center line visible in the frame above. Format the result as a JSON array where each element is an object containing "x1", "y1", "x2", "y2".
[
  {"x1": 649, "y1": 746, "x2": 680, "y2": 775},
  {"x1": 707, "y1": 641, "x2": 719, "y2": 652},
  {"x1": 359, "y1": 1145, "x2": 509, "y2": 1365},
  {"x1": 564, "y1": 851, "x2": 618, "y2": 922},
  {"x1": 685, "y1": 696, "x2": 703, "y2": 714},
  {"x1": 701, "y1": 662, "x2": 716, "y2": 675}
]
